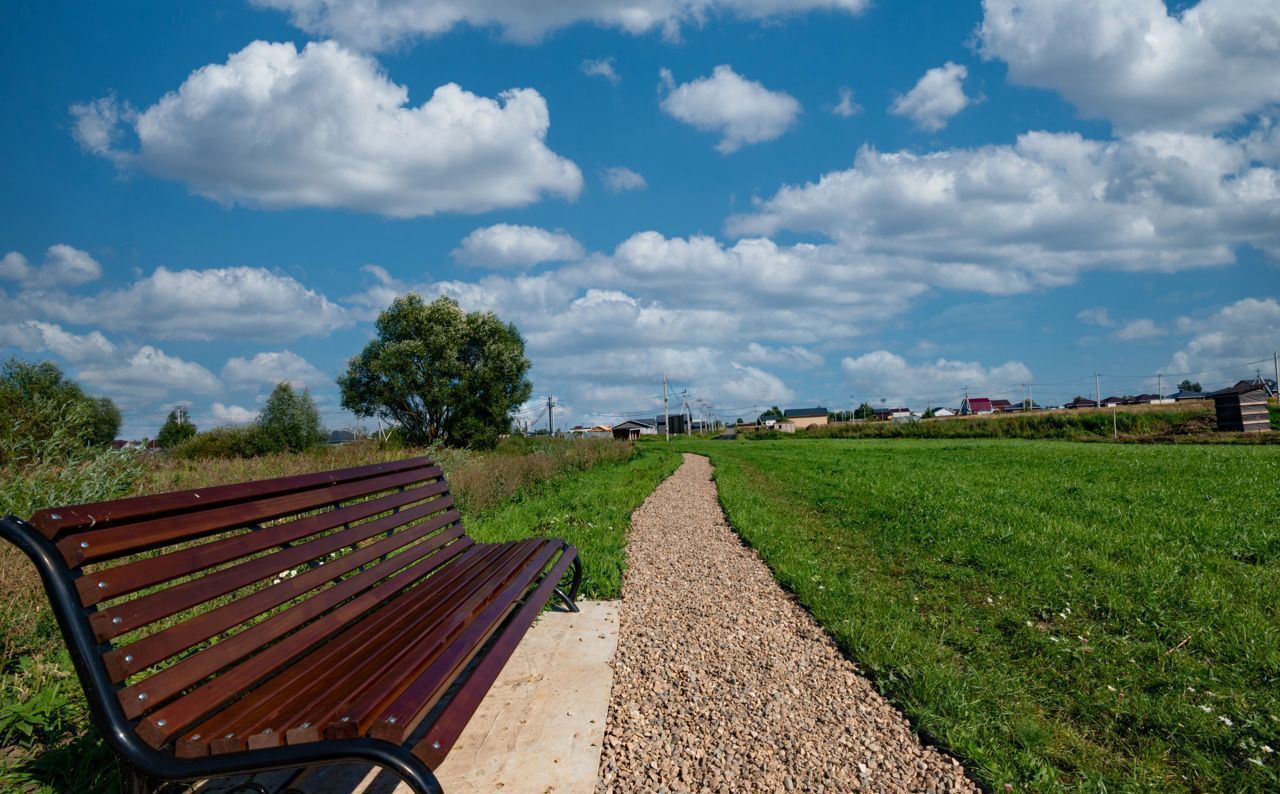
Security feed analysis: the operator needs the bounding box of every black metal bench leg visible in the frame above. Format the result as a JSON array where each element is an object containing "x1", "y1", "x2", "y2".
[
  {"x1": 553, "y1": 555, "x2": 583, "y2": 613},
  {"x1": 121, "y1": 762, "x2": 164, "y2": 794}
]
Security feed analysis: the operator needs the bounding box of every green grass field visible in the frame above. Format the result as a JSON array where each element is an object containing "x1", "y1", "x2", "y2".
[{"x1": 672, "y1": 438, "x2": 1280, "y2": 792}]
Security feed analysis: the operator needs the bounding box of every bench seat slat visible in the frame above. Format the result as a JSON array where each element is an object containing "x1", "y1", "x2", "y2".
[
  {"x1": 30, "y1": 456, "x2": 435, "y2": 539},
  {"x1": 61, "y1": 466, "x2": 443, "y2": 566},
  {"x1": 304, "y1": 541, "x2": 554, "y2": 743},
  {"x1": 172, "y1": 542, "x2": 518, "y2": 757},
  {"x1": 185, "y1": 543, "x2": 526, "y2": 753},
  {"x1": 127, "y1": 532, "x2": 475, "y2": 733},
  {"x1": 226, "y1": 542, "x2": 546, "y2": 752},
  {"x1": 78, "y1": 481, "x2": 450, "y2": 607},
  {"x1": 368, "y1": 543, "x2": 562, "y2": 745},
  {"x1": 415, "y1": 546, "x2": 576, "y2": 767},
  {"x1": 104, "y1": 513, "x2": 464, "y2": 682}
]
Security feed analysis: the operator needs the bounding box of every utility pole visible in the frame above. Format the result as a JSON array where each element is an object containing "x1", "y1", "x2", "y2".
[
  {"x1": 547, "y1": 396, "x2": 555, "y2": 436},
  {"x1": 663, "y1": 372, "x2": 670, "y2": 441},
  {"x1": 1095, "y1": 373, "x2": 1101, "y2": 408},
  {"x1": 1274, "y1": 352, "x2": 1279, "y2": 396},
  {"x1": 1029, "y1": 382, "x2": 1034, "y2": 411},
  {"x1": 681, "y1": 390, "x2": 691, "y2": 436},
  {"x1": 1157, "y1": 373, "x2": 1163, "y2": 401}
]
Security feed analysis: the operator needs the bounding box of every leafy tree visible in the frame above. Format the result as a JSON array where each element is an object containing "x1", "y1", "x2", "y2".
[
  {"x1": 757, "y1": 406, "x2": 784, "y2": 423},
  {"x1": 1178, "y1": 379, "x2": 1202, "y2": 393},
  {"x1": 258, "y1": 382, "x2": 327, "y2": 452},
  {"x1": 0, "y1": 358, "x2": 121, "y2": 465},
  {"x1": 922, "y1": 407, "x2": 936, "y2": 419},
  {"x1": 87, "y1": 397, "x2": 122, "y2": 446},
  {"x1": 157, "y1": 406, "x2": 197, "y2": 448},
  {"x1": 339, "y1": 294, "x2": 533, "y2": 449},
  {"x1": 854, "y1": 402, "x2": 875, "y2": 420}
]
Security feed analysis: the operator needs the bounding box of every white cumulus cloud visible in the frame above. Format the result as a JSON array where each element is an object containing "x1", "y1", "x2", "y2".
[
  {"x1": 222, "y1": 350, "x2": 325, "y2": 389},
  {"x1": 72, "y1": 40, "x2": 582, "y2": 218},
  {"x1": 660, "y1": 65, "x2": 801, "y2": 153},
  {"x1": 453, "y1": 224, "x2": 586, "y2": 269},
  {"x1": 890, "y1": 62, "x2": 970, "y2": 131},
  {"x1": 738, "y1": 342, "x2": 824, "y2": 368},
  {"x1": 842, "y1": 350, "x2": 1033, "y2": 407},
  {"x1": 1166, "y1": 297, "x2": 1280, "y2": 377},
  {"x1": 77, "y1": 346, "x2": 221, "y2": 409},
  {"x1": 980, "y1": 0, "x2": 1280, "y2": 132},
  {"x1": 29, "y1": 266, "x2": 351, "y2": 342},
  {"x1": 0, "y1": 245, "x2": 102, "y2": 288},
  {"x1": 211, "y1": 403, "x2": 260, "y2": 425},
  {"x1": 581, "y1": 57, "x2": 620, "y2": 84},
  {"x1": 0, "y1": 321, "x2": 116, "y2": 363},
  {"x1": 832, "y1": 87, "x2": 862, "y2": 118},
  {"x1": 253, "y1": 0, "x2": 870, "y2": 50}
]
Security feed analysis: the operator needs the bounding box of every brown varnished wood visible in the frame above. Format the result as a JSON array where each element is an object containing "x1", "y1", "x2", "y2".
[
  {"x1": 319, "y1": 541, "x2": 553, "y2": 743},
  {"x1": 368, "y1": 542, "x2": 560, "y2": 745},
  {"x1": 60, "y1": 466, "x2": 442, "y2": 567},
  {"x1": 415, "y1": 545, "x2": 575, "y2": 767},
  {"x1": 103, "y1": 514, "x2": 464, "y2": 682},
  {"x1": 77, "y1": 480, "x2": 450, "y2": 607},
  {"x1": 198, "y1": 542, "x2": 538, "y2": 755},
  {"x1": 30, "y1": 456, "x2": 435, "y2": 540},
  {"x1": 173, "y1": 542, "x2": 520, "y2": 757},
  {"x1": 89, "y1": 493, "x2": 455, "y2": 642},
  {"x1": 126, "y1": 531, "x2": 475, "y2": 738}
]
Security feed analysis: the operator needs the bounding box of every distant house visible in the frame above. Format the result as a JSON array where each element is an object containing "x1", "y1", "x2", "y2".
[
  {"x1": 783, "y1": 407, "x2": 829, "y2": 430},
  {"x1": 612, "y1": 420, "x2": 657, "y2": 440},
  {"x1": 990, "y1": 399, "x2": 1014, "y2": 413},
  {"x1": 960, "y1": 396, "x2": 994, "y2": 415},
  {"x1": 569, "y1": 425, "x2": 613, "y2": 439},
  {"x1": 927, "y1": 407, "x2": 957, "y2": 418},
  {"x1": 327, "y1": 430, "x2": 356, "y2": 445},
  {"x1": 1100, "y1": 396, "x2": 1124, "y2": 407},
  {"x1": 1064, "y1": 396, "x2": 1098, "y2": 409},
  {"x1": 871, "y1": 406, "x2": 911, "y2": 422},
  {"x1": 1171, "y1": 389, "x2": 1206, "y2": 401}
]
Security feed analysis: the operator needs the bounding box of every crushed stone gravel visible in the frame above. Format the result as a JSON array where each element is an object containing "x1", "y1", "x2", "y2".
[{"x1": 597, "y1": 453, "x2": 977, "y2": 793}]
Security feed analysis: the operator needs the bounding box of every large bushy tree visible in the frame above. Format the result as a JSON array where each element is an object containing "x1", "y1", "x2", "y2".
[
  {"x1": 338, "y1": 294, "x2": 532, "y2": 448},
  {"x1": 0, "y1": 358, "x2": 122, "y2": 464},
  {"x1": 1178, "y1": 379, "x2": 1202, "y2": 393},
  {"x1": 258, "y1": 382, "x2": 326, "y2": 452},
  {"x1": 157, "y1": 406, "x2": 197, "y2": 448}
]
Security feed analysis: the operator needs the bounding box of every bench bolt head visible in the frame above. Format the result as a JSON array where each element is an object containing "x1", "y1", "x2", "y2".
[
  {"x1": 137, "y1": 693, "x2": 147, "y2": 701},
  {"x1": 432, "y1": 741, "x2": 441, "y2": 750},
  {"x1": 156, "y1": 720, "x2": 166, "y2": 727},
  {"x1": 112, "y1": 616, "x2": 121, "y2": 625},
  {"x1": 387, "y1": 717, "x2": 397, "y2": 724},
  {"x1": 50, "y1": 513, "x2": 61, "y2": 520},
  {"x1": 98, "y1": 581, "x2": 107, "y2": 589},
  {"x1": 124, "y1": 655, "x2": 133, "y2": 663},
  {"x1": 80, "y1": 541, "x2": 89, "y2": 549}
]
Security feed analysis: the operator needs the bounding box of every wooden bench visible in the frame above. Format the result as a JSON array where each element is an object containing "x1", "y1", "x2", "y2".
[{"x1": 0, "y1": 455, "x2": 582, "y2": 794}]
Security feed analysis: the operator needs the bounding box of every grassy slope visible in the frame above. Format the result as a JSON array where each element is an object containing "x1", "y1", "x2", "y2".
[
  {"x1": 464, "y1": 444, "x2": 680, "y2": 598},
  {"x1": 675, "y1": 438, "x2": 1280, "y2": 792}
]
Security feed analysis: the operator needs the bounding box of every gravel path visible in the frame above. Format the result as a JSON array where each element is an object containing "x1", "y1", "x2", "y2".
[{"x1": 598, "y1": 454, "x2": 976, "y2": 793}]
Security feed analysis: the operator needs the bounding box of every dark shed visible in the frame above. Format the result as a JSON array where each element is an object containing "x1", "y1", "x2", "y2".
[{"x1": 1209, "y1": 383, "x2": 1272, "y2": 433}]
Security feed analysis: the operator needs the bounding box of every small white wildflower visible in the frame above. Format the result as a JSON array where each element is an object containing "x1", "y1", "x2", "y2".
[
  {"x1": 1187, "y1": 687, "x2": 1196, "y2": 693},
  {"x1": 1219, "y1": 716, "x2": 1234, "y2": 727},
  {"x1": 1199, "y1": 705, "x2": 1213, "y2": 713},
  {"x1": 1064, "y1": 607, "x2": 1072, "y2": 614},
  {"x1": 1262, "y1": 745, "x2": 1274, "y2": 754},
  {"x1": 1049, "y1": 636, "x2": 1060, "y2": 643},
  {"x1": 1058, "y1": 613, "x2": 1067, "y2": 619},
  {"x1": 1107, "y1": 685, "x2": 1116, "y2": 692},
  {"x1": 1247, "y1": 758, "x2": 1263, "y2": 767},
  {"x1": 986, "y1": 597, "x2": 993, "y2": 604},
  {"x1": 1025, "y1": 621, "x2": 1034, "y2": 627}
]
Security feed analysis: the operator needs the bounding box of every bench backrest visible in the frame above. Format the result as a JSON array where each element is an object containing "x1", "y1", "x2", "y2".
[{"x1": 27, "y1": 456, "x2": 466, "y2": 748}]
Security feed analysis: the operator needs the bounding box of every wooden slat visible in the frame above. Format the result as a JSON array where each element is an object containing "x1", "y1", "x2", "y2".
[
  {"x1": 61, "y1": 466, "x2": 442, "y2": 566},
  {"x1": 89, "y1": 493, "x2": 454, "y2": 642},
  {"x1": 78, "y1": 481, "x2": 449, "y2": 607},
  {"x1": 103, "y1": 513, "x2": 463, "y2": 681},
  {"x1": 125, "y1": 532, "x2": 474, "y2": 730},
  {"x1": 171, "y1": 543, "x2": 521, "y2": 757},
  {"x1": 368, "y1": 543, "x2": 559, "y2": 745},
  {"x1": 217, "y1": 542, "x2": 542, "y2": 753},
  {"x1": 415, "y1": 545, "x2": 576, "y2": 767},
  {"x1": 30, "y1": 456, "x2": 435, "y2": 539},
  {"x1": 280, "y1": 541, "x2": 548, "y2": 746}
]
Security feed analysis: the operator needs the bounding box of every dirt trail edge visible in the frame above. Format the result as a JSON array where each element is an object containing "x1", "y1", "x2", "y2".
[{"x1": 598, "y1": 453, "x2": 976, "y2": 793}]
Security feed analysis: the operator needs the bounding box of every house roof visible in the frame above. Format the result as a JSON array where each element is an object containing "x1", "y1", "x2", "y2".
[
  {"x1": 964, "y1": 397, "x2": 993, "y2": 411},
  {"x1": 990, "y1": 399, "x2": 1013, "y2": 408},
  {"x1": 614, "y1": 419, "x2": 655, "y2": 430},
  {"x1": 1170, "y1": 389, "x2": 1205, "y2": 399},
  {"x1": 784, "y1": 407, "x2": 828, "y2": 418},
  {"x1": 872, "y1": 406, "x2": 909, "y2": 414},
  {"x1": 1211, "y1": 381, "x2": 1270, "y2": 397}
]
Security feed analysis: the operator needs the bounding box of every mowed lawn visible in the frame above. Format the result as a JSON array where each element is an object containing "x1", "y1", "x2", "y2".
[{"x1": 673, "y1": 438, "x2": 1280, "y2": 792}]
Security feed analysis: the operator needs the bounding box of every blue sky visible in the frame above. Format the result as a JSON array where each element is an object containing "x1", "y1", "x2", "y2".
[{"x1": 1, "y1": 0, "x2": 1277, "y2": 435}]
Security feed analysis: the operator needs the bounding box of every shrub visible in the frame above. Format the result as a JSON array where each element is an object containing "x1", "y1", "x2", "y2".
[
  {"x1": 172, "y1": 424, "x2": 270, "y2": 459},
  {"x1": 258, "y1": 383, "x2": 326, "y2": 453},
  {"x1": 0, "y1": 359, "x2": 120, "y2": 465}
]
